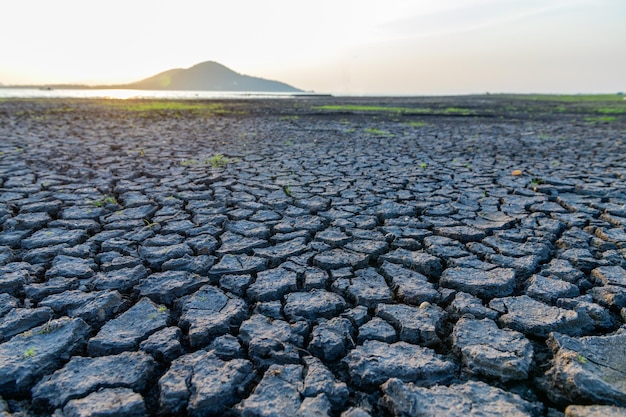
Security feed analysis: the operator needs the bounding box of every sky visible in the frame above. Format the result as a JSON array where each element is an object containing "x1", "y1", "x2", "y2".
[{"x1": 0, "y1": 0, "x2": 624, "y2": 95}]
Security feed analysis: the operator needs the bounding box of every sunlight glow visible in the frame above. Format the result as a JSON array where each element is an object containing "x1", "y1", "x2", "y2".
[{"x1": 0, "y1": 0, "x2": 624, "y2": 94}]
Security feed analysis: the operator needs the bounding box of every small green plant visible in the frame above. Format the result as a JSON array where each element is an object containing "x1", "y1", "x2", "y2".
[
  {"x1": 530, "y1": 178, "x2": 545, "y2": 187},
  {"x1": 39, "y1": 318, "x2": 56, "y2": 334},
  {"x1": 90, "y1": 195, "x2": 118, "y2": 207},
  {"x1": 180, "y1": 159, "x2": 199, "y2": 167},
  {"x1": 419, "y1": 162, "x2": 428, "y2": 169},
  {"x1": 157, "y1": 305, "x2": 167, "y2": 313},
  {"x1": 207, "y1": 154, "x2": 230, "y2": 168},
  {"x1": 364, "y1": 127, "x2": 388, "y2": 135},
  {"x1": 283, "y1": 185, "x2": 292, "y2": 196},
  {"x1": 284, "y1": 140, "x2": 295, "y2": 146},
  {"x1": 22, "y1": 347, "x2": 36, "y2": 359},
  {"x1": 576, "y1": 354, "x2": 588, "y2": 364},
  {"x1": 443, "y1": 107, "x2": 474, "y2": 116}
]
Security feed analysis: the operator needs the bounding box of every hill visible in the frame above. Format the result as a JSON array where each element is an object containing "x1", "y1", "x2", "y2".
[{"x1": 125, "y1": 61, "x2": 302, "y2": 92}]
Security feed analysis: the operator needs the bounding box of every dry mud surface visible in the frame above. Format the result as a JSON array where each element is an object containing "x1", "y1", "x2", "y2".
[{"x1": 0, "y1": 96, "x2": 625, "y2": 417}]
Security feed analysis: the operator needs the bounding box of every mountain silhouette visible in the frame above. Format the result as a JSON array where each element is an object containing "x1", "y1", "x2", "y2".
[{"x1": 126, "y1": 61, "x2": 302, "y2": 92}]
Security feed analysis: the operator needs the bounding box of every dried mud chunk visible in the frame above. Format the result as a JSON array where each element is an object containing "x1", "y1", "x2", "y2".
[
  {"x1": 247, "y1": 267, "x2": 298, "y2": 302},
  {"x1": 591, "y1": 266, "x2": 626, "y2": 287},
  {"x1": 21, "y1": 228, "x2": 87, "y2": 249},
  {"x1": 434, "y1": 225, "x2": 486, "y2": 243},
  {"x1": 376, "y1": 303, "x2": 444, "y2": 347},
  {"x1": 344, "y1": 340, "x2": 456, "y2": 389},
  {"x1": 452, "y1": 317, "x2": 533, "y2": 382},
  {"x1": 526, "y1": 274, "x2": 580, "y2": 304},
  {"x1": 135, "y1": 270, "x2": 210, "y2": 305},
  {"x1": 235, "y1": 364, "x2": 304, "y2": 417},
  {"x1": 490, "y1": 295, "x2": 591, "y2": 337},
  {"x1": 450, "y1": 291, "x2": 498, "y2": 320},
  {"x1": 303, "y1": 356, "x2": 349, "y2": 408},
  {"x1": 380, "y1": 249, "x2": 442, "y2": 278},
  {"x1": 88, "y1": 298, "x2": 168, "y2": 356},
  {"x1": 238, "y1": 314, "x2": 307, "y2": 367},
  {"x1": 441, "y1": 267, "x2": 516, "y2": 299},
  {"x1": 62, "y1": 387, "x2": 147, "y2": 417},
  {"x1": 333, "y1": 268, "x2": 393, "y2": 308},
  {"x1": 0, "y1": 307, "x2": 53, "y2": 343},
  {"x1": 32, "y1": 351, "x2": 156, "y2": 410},
  {"x1": 209, "y1": 253, "x2": 268, "y2": 277},
  {"x1": 159, "y1": 350, "x2": 254, "y2": 416},
  {"x1": 139, "y1": 327, "x2": 183, "y2": 363},
  {"x1": 565, "y1": 405, "x2": 626, "y2": 417},
  {"x1": 284, "y1": 289, "x2": 347, "y2": 322},
  {"x1": 545, "y1": 331, "x2": 626, "y2": 406},
  {"x1": 381, "y1": 378, "x2": 537, "y2": 417},
  {"x1": 379, "y1": 261, "x2": 440, "y2": 305},
  {"x1": 0, "y1": 317, "x2": 90, "y2": 396},
  {"x1": 179, "y1": 284, "x2": 247, "y2": 348},
  {"x1": 313, "y1": 248, "x2": 370, "y2": 270},
  {"x1": 309, "y1": 317, "x2": 355, "y2": 361},
  {"x1": 358, "y1": 317, "x2": 398, "y2": 343}
]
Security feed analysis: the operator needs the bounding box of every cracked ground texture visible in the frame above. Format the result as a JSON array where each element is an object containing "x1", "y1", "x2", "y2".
[{"x1": 0, "y1": 96, "x2": 625, "y2": 417}]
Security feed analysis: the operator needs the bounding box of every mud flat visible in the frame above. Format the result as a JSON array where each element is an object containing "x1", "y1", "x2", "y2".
[{"x1": 0, "y1": 95, "x2": 625, "y2": 416}]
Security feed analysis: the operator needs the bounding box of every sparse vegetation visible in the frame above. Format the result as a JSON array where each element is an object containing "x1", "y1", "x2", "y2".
[
  {"x1": 530, "y1": 178, "x2": 545, "y2": 188},
  {"x1": 105, "y1": 100, "x2": 235, "y2": 115},
  {"x1": 22, "y1": 347, "x2": 36, "y2": 359},
  {"x1": 206, "y1": 154, "x2": 230, "y2": 168},
  {"x1": 364, "y1": 127, "x2": 389, "y2": 135},
  {"x1": 585, "y1": 116, "x2": 616, "y2": 123},
  {"x1": 143, "y1": 218, "x2": 159, "y2": 228},
  {"x1": 180, "y1": 154, "x2": 231, "y2": 168},
  {"x1": 406, "y1": 121, "x2": 427, "y2": 127},
  {"x1": 90, "y1": 195, "x2": 118, "y2": 207},
  {"x1": 316, "y1": 104, "x2": 475, "y2": 116}
]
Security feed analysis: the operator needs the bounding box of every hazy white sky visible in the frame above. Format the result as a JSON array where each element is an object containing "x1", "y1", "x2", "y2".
[{"x1": 1, "y1": 0, "x2": 624, "y2": 95}]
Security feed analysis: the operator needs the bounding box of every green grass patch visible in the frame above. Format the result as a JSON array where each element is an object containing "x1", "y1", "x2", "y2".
[
  {"x1": 585, "y1": 116, "x2": 616, "y2": 123},
  {"x1": 443, "y1": 107, "x2": 475, "y2": 115},
  {"x1": 595, "y1": 107, "x2": 626, "y2": 115},
  {"x1": 316, "y1": 104, "x2": 476, "y2": 116},
  {"x1": 364, "y1": 127, "x2": 389, "y2": 135},
  {"x1": 406, "y1": 121, "x2": 427, "y2": 127},
  {"x1": 512, "y1": 94, "x2": 625, "y2": 102},
  {"x1": 106, "y1": 100, "x2": 237, "y2": 115},
  {"x1": 206, "y1": 154, "x2": 230, "y2": 168},
  {"x1": 316, "y1": 105, "x2": 431, "y2": 114}
]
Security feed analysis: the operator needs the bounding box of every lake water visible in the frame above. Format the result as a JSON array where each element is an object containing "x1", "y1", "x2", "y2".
[{"x1": 0, "y1": 88, "x2": 322, "y2": 100}]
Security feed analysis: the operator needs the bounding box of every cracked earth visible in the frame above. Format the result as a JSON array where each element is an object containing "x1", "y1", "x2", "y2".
[{"x1": 0, "y1": 96, "x2": 625, "y2": 417}]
